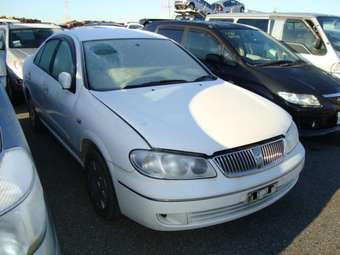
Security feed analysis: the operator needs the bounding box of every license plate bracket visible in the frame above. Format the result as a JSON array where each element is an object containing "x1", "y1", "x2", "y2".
[{"x1": 248, "y1": 183, "x2": 278, "y2": 203}]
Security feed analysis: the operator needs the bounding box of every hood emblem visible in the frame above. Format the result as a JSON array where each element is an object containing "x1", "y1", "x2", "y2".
[{"x1": 251, "y1": 146, "x2": 264, "y2": 169}]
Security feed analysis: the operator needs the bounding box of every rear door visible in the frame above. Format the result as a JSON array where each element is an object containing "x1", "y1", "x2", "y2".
[{"x1": 29, "y1": 39, "x2": 60, "y2": 116}]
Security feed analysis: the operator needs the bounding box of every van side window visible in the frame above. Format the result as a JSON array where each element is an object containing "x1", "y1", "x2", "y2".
[
  {"x1": 185, "y1": 29, "x2": 223, "y2": 62},
  {"x1": 158, "y1": 27, "x2": 184, "y2": 43},
  {"x1": 282, "y1": 19, "x2": 326, "y2": 55},
  {"x1": 210, "y1": 19, "x2": 234, "y2": 23},
  {"x1": 36, "y1": 40, "x2": 59, "y2": 72},
  {"x1": 237, "y1": 19, "x2": 269, "y2": 32}
]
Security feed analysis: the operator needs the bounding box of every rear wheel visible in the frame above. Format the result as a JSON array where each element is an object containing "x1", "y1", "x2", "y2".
[
  {"x1": 85, "y1": 148, "x2": 121, "y2": 220},
  {"x1": 6, "y1": 76, "x2": 15, "y2": 102},
  {"x1": 27, "y1": 96, "x2": 44, "y2": 132},
  {"x1": 240, "y1": 7, "x2": 245, "y2": 12}
]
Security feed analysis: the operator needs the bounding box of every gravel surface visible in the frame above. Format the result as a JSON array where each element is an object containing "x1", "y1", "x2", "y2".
[{"x1": 16, "y1": 105, "x2": 340, "y2": 255}]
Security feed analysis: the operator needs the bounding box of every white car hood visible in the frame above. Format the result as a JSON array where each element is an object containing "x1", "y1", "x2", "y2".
[
  {"x1": 8, "y1": 48, "x2": 36, "y2": 79},
  {"x1": 9, "y1": 48, "x2": 36, "y2": 60},
  {"x1": 91, "y1": 80, "x2": 292, "y2": 155}
]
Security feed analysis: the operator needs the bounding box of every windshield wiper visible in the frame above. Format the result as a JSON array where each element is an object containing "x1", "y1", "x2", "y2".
[
  {"x1": 193, "y1": 75, "x2": 217, "y2": 82},
  {"x1": 256, "y1": 60, "x2": 296, "y2": 67},
  {"x1": 126, "y1": 79, "x2": 190, "y2": 89}
]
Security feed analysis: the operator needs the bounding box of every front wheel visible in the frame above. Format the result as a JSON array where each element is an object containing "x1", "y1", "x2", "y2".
[{"x1": 85, "y1": 149, "x2": 121, "y2": 220}]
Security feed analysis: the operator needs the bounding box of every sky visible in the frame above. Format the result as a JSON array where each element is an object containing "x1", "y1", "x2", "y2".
[{"x1": 0, "y1": 0, "x2": 339, "y2": 24}]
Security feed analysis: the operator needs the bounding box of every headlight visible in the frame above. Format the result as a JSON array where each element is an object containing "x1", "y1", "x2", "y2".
[
  {"x1": 0, "y1": 148, "x2": 47, "y2": 255},
  {"x1": 130, "y1": 150, "x2": 216, "y2": 180},
  {"x1": 278, "y1": 92, "x2": 322, "y2": 107},
  {"x1": 285, "y1": 122, "x2": 299, "y2": 154}
]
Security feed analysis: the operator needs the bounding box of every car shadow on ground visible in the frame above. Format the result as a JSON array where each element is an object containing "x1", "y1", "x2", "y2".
[{"x1": 16, "y1": 103, "x2": 339, "y2": 255}]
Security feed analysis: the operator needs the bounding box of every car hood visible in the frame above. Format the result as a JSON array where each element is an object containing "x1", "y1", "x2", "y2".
[
  {"x1": 9, "y1": 48, "x2": 36, "y2": 61},
  {"x1": 91, "y1": 80, "x2": 291, "y2": 155},
  {"x1": 255, "y1": 64, "x2": 340, "y2": 96}
]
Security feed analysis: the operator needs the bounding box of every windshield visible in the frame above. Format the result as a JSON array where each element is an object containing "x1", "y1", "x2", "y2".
[
  {"x1": 9, "y1": 28, "x2": 59, "y2": 48},
  {"x1": 83, "y1": 39, "x2": 213, "y2": 91},
  {"x1": 220, "y1": 28, "x2": 300, "y2": 66},
  {"x1": 318, "y1": 16, "x2": 340, "y2": 51}
]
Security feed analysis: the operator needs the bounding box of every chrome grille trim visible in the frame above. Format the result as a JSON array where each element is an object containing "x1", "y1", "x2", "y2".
[{"x1": 213, "y1": 139, "x2": 284, "y2": 177}]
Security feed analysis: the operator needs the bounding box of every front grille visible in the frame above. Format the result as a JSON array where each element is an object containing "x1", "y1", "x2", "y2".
[{"x1": 213, "y1": 139, "x2": 284, "y2": 177}]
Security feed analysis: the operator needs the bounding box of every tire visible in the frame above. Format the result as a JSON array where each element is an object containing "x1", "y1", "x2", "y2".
[
  {"x1": 240, "y1": 7, "x2": 245, "y2": 13},
  {"x1": 188, "y1": 3, "x2": 195, "y2": 10},
  {"x1": 27, "y1": 96, "x2": 44, "y2": 132},
  {"x1": 6, "y1": 75, "x2": 15, "y2": 102},
  {"x1": 85, "y1": 148, "x2": 121, "y2": 220}
]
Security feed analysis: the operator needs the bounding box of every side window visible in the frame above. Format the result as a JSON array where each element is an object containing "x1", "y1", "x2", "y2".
[
  {"x1": 185, "y1": 29, "x2": 223, "y2": 62},
  {"x1": 238, "y1": 19, "x2": 269, "y2": 32},
  {"x1": 36, "y1": 40, "x2": 59, "y2": 72},
  {"x1": 51, "y1": 40, "x2": 74, "y2": 79},
  {"x1": 158, "y1": 27, "x2": 184, "y2": 43},
  {"x1": 0, "y1": 31, "x2": 5, "y2": 50},
  {"x1": 282, "y1": 19, "x2": 326, "y2": 55}
]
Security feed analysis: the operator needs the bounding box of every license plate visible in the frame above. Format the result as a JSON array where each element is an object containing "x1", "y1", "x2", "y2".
[
  {"x1": 248, "y1": 183, "x2": 277, "y2": 203},
  {"x1": 337, "y1": 112, "x2": 340, "y2": 125}
]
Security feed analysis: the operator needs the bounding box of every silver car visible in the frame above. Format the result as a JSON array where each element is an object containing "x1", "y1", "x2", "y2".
[
  {"x1": 0, "y1": 84, "x2": 60, "y2": 254},
  {"x1": 0, "y1": 23, "x2": 60, "y2": 100},
  {"x1": 212, "y1": 0, "x2": 245, "y2": 13},
  {"x1": 175, "y1": 0, "x2": 213, "y2": 15}
]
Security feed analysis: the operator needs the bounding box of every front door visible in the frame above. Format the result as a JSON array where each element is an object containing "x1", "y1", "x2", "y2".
[{"x1": 45, "y1": 39, "x2": 79, "y2": 150}]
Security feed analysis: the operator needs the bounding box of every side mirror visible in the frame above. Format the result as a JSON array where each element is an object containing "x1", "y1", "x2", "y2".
[
  {"x1": 58, "y1": 72, "x2": 72, "y2": 90},
  {"x1": 314, "y1": 37, "x2": 322, "y2": 50}
]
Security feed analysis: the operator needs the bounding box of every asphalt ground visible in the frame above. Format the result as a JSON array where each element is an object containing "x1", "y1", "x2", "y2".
[{"x1": 15, "y1": 103, "x2": 340, "y2": 255}]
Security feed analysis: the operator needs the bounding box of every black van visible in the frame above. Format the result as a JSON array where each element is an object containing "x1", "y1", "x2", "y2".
[{"x1": 145, "y1": 21, "x2": 340, "y2": 136}]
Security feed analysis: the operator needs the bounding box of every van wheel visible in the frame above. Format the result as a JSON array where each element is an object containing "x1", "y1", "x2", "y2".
[
  {"x1": 27, "y1": 97, "x2": 44, "y2": 132},
  {"x1": 188, "y1": 3, "x2": 195, "y2": 10},
  {"x1": 85, "y1": 148, "x2": 121, "y2": 220}
]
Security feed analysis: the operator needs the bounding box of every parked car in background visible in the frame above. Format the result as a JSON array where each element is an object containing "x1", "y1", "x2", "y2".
[
  {"x1": 175, "y1": 0, "x2": 213, "y2": 15},
  {"x1": 206, "y1": 13, "x2": 340, "y2": 79},
  {"x1": 126, "y1": 23, "x2": 144, "y2": 30},
  {"x1": 211, "y1": 0, "x2": 245, "y2": 14},
  {"x1": 23, "y1": 26, "x2": 305, "y2": 231},
  {"x1": 0, "y1": 23, "x2": 60, "y2": 100},
  {"x1": 0, "y1": 83, "x2": 60, "y2": 254},
  {"x1": 146, "y1": 21, "x2": 340, "y2": 136}
]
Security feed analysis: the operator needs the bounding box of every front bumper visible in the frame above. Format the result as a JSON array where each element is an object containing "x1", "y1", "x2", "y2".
[
  {"x1": 283, "y1": 101, "x2": 340, "y2": 137},
  {"x1": 115, "y1": 143, "x2": 305, "y2": 231},
  {"x1": 34, "y1": 209, "x2": 61, "y2": 255}
]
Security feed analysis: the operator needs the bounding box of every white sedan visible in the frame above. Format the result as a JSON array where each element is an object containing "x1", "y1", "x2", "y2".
[{"x1": 23, "y1": 27, "x2": 305, "y2": 231}]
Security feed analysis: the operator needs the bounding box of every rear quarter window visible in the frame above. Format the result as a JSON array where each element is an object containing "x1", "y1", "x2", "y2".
[
  {"x1": 157, "y1": 27, "x2": 184, "y2": 43},
  {"x1": 237, "y1": 19, "x2": 269, "y2": 32}
]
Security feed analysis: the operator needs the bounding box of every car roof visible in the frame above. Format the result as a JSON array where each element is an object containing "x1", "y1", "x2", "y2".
[
  {"x1": 62, "y1": 26, "x2": 165, "y2": 42},
  {"x1": 207, "y1": 12, "x2": 340, "y2": 19},
  {"x1": 146, "y1": 20, "x2": 254, "y2": 30}
]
